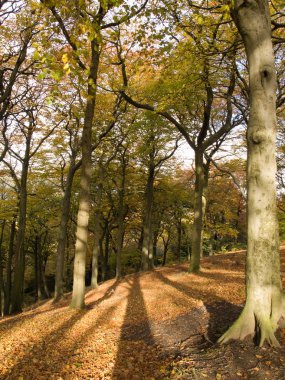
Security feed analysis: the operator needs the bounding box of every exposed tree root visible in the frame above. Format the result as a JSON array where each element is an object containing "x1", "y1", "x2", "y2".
[
  {"x1": 218, "y1": 306, "x2": 255, "y2": 345},
  {"x1": 258, "y1": 319, "x2": 280, "y2": 348},
  {"x1": 218, "y1": 302, "x2": 285, "y2": 348},
  {"x1": 188, "y1": 263, "x2": 201, "y2": 274}
]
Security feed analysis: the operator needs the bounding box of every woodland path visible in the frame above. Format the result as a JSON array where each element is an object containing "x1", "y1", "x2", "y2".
[{"x1": 1, "y1": 250, "x2": 285, "y2": 379}]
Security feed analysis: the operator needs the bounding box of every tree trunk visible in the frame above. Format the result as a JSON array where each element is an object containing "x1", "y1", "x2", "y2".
[
  {"x1": 91, "y1": 210, "x2": 101, "y2": 289},
  {"x1": 0, "y1": 221, "x2": 6, "y2": 316},
  {"x1": 148, "y1": 226, "x2": 154, "y2": 269},
  {"x1": 176, "y1": 215, "x2": 182, "y2": 261},
  {"x1": 219, "y1": 0, "x2": 284, "y2": 347},
  {"x1": 102, "y1": 229, "x2": 110, "y2": 281},
  {"x1": 91, "y1": 167, "x2": 104, "y2": 288},
  {"x1": 65, "y1": 234, "x2": 73, "y2": 291},
  {"x1": 38, "y1": 232, "x2": 49, "y2": 299},
  {"x1": 54, "y1": 155, "x2": 76, "y2": 302},
  {"x1": 189, "y1": 150, "x2": 208, "y2": 272},
  {"x1": 70, "y1": 41, "x2": 100, "y2": 309},
  {"x1": 141, "y1": 164, "x2": 155, "y2": 271},
  {"x1": 162, "y1": 232, "x2": 170, "y2": 266},
  {"x1": 184, "y1": 232, "x2": 191, "y2": 261},
  {"x1": 4, "y1": 217, "x2": 16, "y2": 315},
  {"x1": 39, "y1": 262, "x2": 49, "y2": 299},
  {"x1": 116, "y1": 168, "x2": 126, "y2": 279},
  {"x1": 11, "y1": 126, "x2": 32, "y2": 314},
  {"x1": 34, "y1": 235, "x2": 39, "y2": 302},
  {"x1": 153, "y1": 229, "x2": 159, "y2": 266}
]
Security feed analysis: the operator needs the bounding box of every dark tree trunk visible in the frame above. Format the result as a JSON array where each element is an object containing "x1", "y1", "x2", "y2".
[
  {"x1": 176, "y1": 216, "x2": 182, "y2": 261},
  {"x1": 34, "y1": 235, "x2": 39, "y2": 302},
  {"x1": 190, "y1": 150, "x2": 209, "y2": 272},
  {"x1": 4, "y1": 217, "x2": 16, "y2": 315},
  {"x1": 102, "y1": 229, "x2": 110, "y2": 281},
  {"x1": 91, "y1": 210, "x2": 101, "y2": 289},
  {"x1": 162, "y1": 232, "x2": 170, "y2": 266},
  {"x1": 54, "y1": 155, "x2": 77, "y2": 301},
  {"x1": 0, "y1": 221, "x2": 6, "y2": 316},
  {"x1": 116, "y1": 156, "x2": 127, "y2": 279},
  {"x1": 11, "y1": 125, "x2": 32, "y2": 314}
]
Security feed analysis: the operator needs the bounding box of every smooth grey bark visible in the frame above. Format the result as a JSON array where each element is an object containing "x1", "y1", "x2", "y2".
[
  {"x1": 91, "y1": 165, "x2": 104, "y2": 289},
  {"x1": 70, "y1": 37, "x2": 100, "y2": 309},
  {"x1": 219, "y1": 0, "x2": 284, "y2": 347},
  {"x1": 141, "y1": 162, "x2": 155, "y2": 271},
  {"x1": 54, "y1": 155, "x2": 77, "y2": 301}
]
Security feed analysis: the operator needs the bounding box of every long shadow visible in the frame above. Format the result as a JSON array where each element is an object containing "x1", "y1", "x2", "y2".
[
  {"x1": 197, "y1": 270, "x2": 244, "y2": 284},
  {"x1": 112, "y1": 274, "x2": 166, "y2": 379},
  {"x1": 0, "y1": 302, "x2": 67, "y2": 328},
  {"x1": 3, "y1": 310, "x2": 88, "y2": 379},
  {"x1": 0, "y1": 280, "x2": 120, "y2": 337},
  {"x1": 2, "y1": 283, "x2": 120, "y2": 380},
  {"x1": 154, "y1": 271, "x2": 242, "y2": 342}
]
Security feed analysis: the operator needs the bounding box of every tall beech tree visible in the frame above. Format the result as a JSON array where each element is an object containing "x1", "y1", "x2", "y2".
[
  {"x1": 219, "y1": 0, "x2": 284, "y2": 347},
  {"x1": 41, "y1": 0, "x2": 148, "y2": 309}
]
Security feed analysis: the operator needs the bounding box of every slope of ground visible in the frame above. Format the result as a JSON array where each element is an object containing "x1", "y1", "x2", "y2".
[{"x1": 1, "y1": 250, "x2": 285, "y2": 379}]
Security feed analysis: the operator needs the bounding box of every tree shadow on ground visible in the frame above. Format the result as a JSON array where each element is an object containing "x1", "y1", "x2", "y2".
[
  {"x1": 0, "y1": 279, "x2": 121, "y2": 337},
  {"x1": 85, "y1": 279, "x2": 121, "y2": 308},
  {"x1": 2, "y1": 284, "x2": 121, "y2": 380},
  {"x1": 154, "y1": 270, "x2": 243, "y2": 342},
  {"x1": 153, "y1": 269, "x2": 285, "y2": 380},
  {"x1": 112, "y1": 274, "x2": 167, "y2": 379},
  {"x1": 197, "y1": 269, "x2": 244, "y2": 285}
]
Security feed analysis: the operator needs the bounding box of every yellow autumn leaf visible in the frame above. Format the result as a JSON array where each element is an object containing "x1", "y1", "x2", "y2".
[{"x1": 62, "y1": 53, "x2": 68, "y2": 63}]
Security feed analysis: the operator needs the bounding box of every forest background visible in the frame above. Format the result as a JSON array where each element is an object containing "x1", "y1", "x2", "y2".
[{"x1": 0, "y1": 0, "x2": 284, "y2": 325}]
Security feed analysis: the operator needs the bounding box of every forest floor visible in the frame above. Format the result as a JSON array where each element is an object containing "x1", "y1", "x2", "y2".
[{"x1": 1, "y1": 250, "x2": 285, "y2": 380}]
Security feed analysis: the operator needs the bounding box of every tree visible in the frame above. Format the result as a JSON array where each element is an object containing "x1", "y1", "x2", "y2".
[
  {"x1": 118, "y1": 19, "x2": 239, "y2": 272},
  {"x1": 41, "y1": 0, "x2": 148, "y2": 310},
  {"x1": 205, "y1": 160, "x2": 246, "y2": 253},
  {"x1": 132, "y1": 114, "x2": 179, "y2": 271},
  {"x1": 3, "y1": 88, "x2": 61, "y2": 313},
  {"x1": 219, "y1": 0, "x2": 284, "y2": 347}
]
